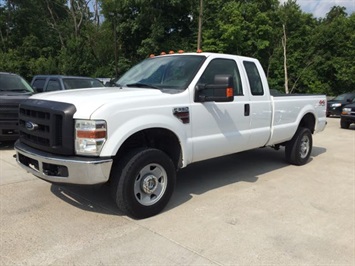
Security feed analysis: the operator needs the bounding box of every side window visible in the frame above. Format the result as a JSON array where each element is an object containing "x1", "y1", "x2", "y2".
[
  {"x1": 198, "y1": 59, "x2": 243, "y2": 96},
  {"x1": 243, "y1": 61, "x2": 264, "y2": 96},
  {"x1": 46, "y1": 79, "x2": 61, "y2": 92},
  {"x1": 32, "y1": 78, "x2": 46, "y2": 92}
]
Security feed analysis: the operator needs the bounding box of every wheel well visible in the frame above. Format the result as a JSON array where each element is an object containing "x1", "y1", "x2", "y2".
[
  {"x1": 299, "y1": 113, "x2": 315, "y2": 133},
  {"x1": 114, "y1": 128, "x2": 182, "y2": 170}
]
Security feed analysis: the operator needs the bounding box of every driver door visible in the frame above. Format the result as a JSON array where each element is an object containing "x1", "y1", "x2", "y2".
[{"x1": 190, "y1": 58, "x2": 251, "y2": 162}]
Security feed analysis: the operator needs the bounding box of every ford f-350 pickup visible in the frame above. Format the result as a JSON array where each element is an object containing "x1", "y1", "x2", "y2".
[{"x1": 14, "y1": 52, "x2": 327, "y2": 218}]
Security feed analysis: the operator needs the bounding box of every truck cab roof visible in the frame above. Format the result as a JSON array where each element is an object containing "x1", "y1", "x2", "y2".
[{"x1": 31, "y1": 75, "x2": 104, "y2": 93}]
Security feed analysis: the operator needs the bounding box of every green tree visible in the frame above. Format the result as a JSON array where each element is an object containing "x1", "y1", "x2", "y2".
[
  {"x1": 0, "y1": 0, "x2": 354, "y2": 94},
  {"x1": 310, "y1": 6, "x2": 354, "y2": 95},
  {"x1": 268, "y1": 0, "x2": 318, "y2": 93},
  {"x1": 0, "y1": 0, "x2": 67, "y2": 78},
  {"x1": 99, "y1": 0, "x2": 197, "y2": 76}
]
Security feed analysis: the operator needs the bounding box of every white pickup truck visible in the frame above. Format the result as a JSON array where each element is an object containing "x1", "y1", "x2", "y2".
[{"x1": 15, "y1": 52, "x2": 327, "y2": 218}]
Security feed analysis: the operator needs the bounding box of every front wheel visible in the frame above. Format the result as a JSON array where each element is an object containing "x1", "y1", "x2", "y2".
[
  {"x1": 340, "y1": 119, "x2": 350, "y2": 129},
  {"x1": 285, "y1": 127, "x2": 313, "y2": 166},
  {"x1": 110, "y1": 148, "x2": 176, "y2": 219}
]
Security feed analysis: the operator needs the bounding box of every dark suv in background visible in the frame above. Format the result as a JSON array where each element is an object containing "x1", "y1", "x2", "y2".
[
  {"x1": 327, "y1": 92, "x2": 355, "y2": 117},
  {"x1": 31, "y1": 75, "x2": 104, "y2": 92},
  {"x1": 0, "y1": 72, "x2": 35, "y2": 141},
  {"x1": 340, "y1": 98, "x2": 355, "y2": 129}
]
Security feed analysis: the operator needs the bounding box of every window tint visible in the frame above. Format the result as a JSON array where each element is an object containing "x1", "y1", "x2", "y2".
[
  {"x1": 63, "y1": 78, "x2": 104, "y2": 90},
  {"x1": 0, "y1": 73, "x2": 33, "y2": 92},
  {"x1": 243, "y1": 61, "x2": 264, "y2": 96},
  {"x1": 334, "y1": 93, "x2": 355, "y2": 101},
  {"x1": 46, "y1": 80, "x2": 61, "y2": 91},
  {"x1": 197, "y1": 59, "x2": 243, "y2": 96},
  {"x1": 32, "y1": 79, "x2": 46, "y2": 92}
]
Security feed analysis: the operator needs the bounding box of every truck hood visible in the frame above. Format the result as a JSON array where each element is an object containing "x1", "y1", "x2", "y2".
[
  {"x1": 343, "y1": 103, "x2": 355, "y2": 109},
  {"x1": 0, "y1": 91, "x2": 34, "y2": 104},
  {"x1": 0, "y1": 91, "x2": 34, "y2": 97},
  {"x1": 29, "y1": 87, "x2": 164, "y2": 118}
]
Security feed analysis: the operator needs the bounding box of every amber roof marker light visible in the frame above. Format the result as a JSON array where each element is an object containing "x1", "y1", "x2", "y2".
[{"x1": 149, "y1": 50, "x2": 198, "y2": 57}]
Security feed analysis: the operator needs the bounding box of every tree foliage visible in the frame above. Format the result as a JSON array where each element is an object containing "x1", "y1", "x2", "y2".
[{"x1": 0, "y1": 0, "x2": 354, "y2": 95}]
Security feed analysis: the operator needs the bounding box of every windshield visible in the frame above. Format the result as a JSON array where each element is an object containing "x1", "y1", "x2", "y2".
[
  {"x1": 117, "y1": 55, "x2": 206, "y2": 91},
  {"x1": 334, "y1": 93, "x2": 354, "y2": 101},
  {"x1": 63, "y1": 78, "x2": 104, "y2": 90},
  {"x1": 0, "y1": 73, "x2": 34, "y2": 92}
]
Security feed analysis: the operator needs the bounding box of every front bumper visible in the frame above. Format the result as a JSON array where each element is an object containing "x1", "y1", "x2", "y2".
[
  {"x1": 0, "y1": 120, "x2": 19, "y2": 141},
  {"x1": 14, "y1": 141, "x2": 113, "y2": 185},
  {"x1": 340, "y1": 115, "x2": 355, "y2": 123}
]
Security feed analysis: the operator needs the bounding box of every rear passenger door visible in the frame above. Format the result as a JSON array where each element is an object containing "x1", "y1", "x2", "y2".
[{"x1": 243, "y1": 60, "x2": 272, "y2": 147}]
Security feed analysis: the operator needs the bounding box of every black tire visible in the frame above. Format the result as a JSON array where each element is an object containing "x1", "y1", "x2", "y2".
[
  {"x1": 340, "y1": 119, "x2": 350, "y2": 129},
  {"x1": 110, "y1": 148, "x2": 176, "y2": 219},
  {"x1": 285, "y1": 127, "x2": 313, "y2": 166}
]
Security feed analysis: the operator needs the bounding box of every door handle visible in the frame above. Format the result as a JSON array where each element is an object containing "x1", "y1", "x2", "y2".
[{"x1": 244, "y1": 104, "x2": 250, "y2": 116}]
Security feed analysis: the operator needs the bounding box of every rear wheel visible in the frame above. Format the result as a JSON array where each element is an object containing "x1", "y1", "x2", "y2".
[
  {"x1": 285, "y1": 127, "x2": 312, "y2": 166},
  {"x1": 110, "y1": 148, "x2": 176, "y2": 219},
  {"x1": 340, "y1": 119, "x2": 350, "y2": 129}
]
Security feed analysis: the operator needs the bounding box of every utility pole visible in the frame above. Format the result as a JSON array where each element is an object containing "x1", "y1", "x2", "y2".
[
  {"x1": 114, "y1": 18, "x2": 118, "y2": 78},
  {"x1": 282, "y1": 24, "x2": 289, "y2": 94},
  {"x1": 197, "y1": 0, "x2": 203, "y2": 51},
  {"x1": 109, "y1": 12, "x2": 119, "y2": 78}
]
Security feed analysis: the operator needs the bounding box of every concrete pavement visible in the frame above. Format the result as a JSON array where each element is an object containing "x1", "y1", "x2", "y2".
[{"x1": 0, "y1": 118, "x2": 354, "y2": 265}]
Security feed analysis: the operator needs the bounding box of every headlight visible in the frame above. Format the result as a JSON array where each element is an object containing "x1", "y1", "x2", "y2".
[
  {"x1": 332, "y1": 103, "x2": 341, "y2": 107},
  {"x1": 75, "y1": 120, "x2": 107, "y2": 156},
  {"x1": 342, "y1": 108, "x2": 352, "y2": 115}
]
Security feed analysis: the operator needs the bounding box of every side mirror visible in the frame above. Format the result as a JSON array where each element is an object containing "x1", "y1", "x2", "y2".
[
  {"x1": 30, "y1": 86, "x2": 38, "y2": 93},
  {"x1": 195, "y1": 74, "x2": 234, "y2": 102},
  {"x1": 32, "y1": 86, "x2": 43, "y2": 93}
]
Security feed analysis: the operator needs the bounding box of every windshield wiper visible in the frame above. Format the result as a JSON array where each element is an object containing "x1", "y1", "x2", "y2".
[
  {"x1": 126, "y1": 83, "x2": 160, "y2": 90},
  {"x1": 10, "y1": 89, "x2": 30, "y2": 92},
  {"x1": 0, "y1": 89, "x2": 31, "y2": 92}
]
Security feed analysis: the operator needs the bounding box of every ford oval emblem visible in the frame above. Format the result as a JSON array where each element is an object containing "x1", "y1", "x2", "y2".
[{"x1": 25, "y1": 121, "x2": 38, "y2": 131}]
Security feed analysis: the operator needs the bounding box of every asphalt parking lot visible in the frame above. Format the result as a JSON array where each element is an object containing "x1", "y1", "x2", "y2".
[{"x1": 1, "y1": 118, "x2": 354, "y2": 265}]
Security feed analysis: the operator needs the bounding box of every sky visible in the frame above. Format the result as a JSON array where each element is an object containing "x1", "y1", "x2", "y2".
[
  {"x1": 280, "y1": 0, "x2": 355, "y2": 17},
  {"x1": 0, "y1": 0, "x2": 353, "y2": 18}
]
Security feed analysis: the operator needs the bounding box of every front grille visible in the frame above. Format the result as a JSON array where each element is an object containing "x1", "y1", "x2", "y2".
[
  {"x1": 18, "y1": 99, "x2": 76, "y2": 155},
  {"x1": 0, "y1": 103, "x2": 19, "y2": 120}
]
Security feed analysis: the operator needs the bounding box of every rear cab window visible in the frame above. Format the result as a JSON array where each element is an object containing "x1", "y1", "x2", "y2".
[{"x1": 243, "y1": 61, "x2": 264, "y2": 96}]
